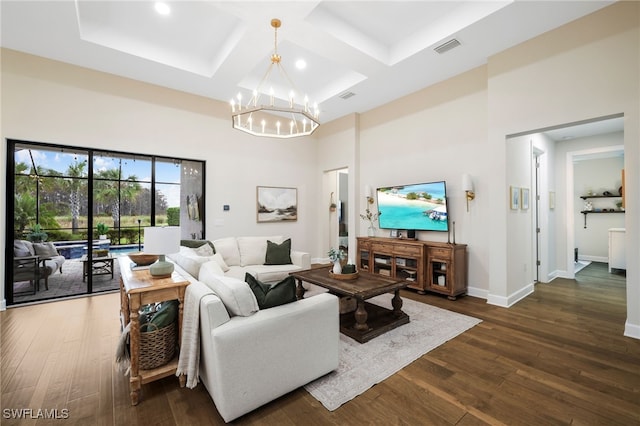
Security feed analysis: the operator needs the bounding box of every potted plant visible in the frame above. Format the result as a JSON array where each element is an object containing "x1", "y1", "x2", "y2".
[
  {"x1": 26, "y1": 224, "x2": 48, "y2": 243},
  {"x1": 328, "y1": 247, "x2": 346, "y2": 274},
  {"x1": 96, "y1": 222, "x2": 109, "y2": 240},
  {"x1": 360, "y1": 207, "x2": 381, "y2": 237}
]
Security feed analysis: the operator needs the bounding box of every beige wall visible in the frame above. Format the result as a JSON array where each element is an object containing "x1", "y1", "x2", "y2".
[
  {"x1": 2, "y1": 2, "x2": 639, "y2": 338},
  {"x1": 317, "y1": 1, "x2": 639, "y2": 336},
  {"x1": 0, "y1": 49, "x2": 318, "y2": 307},
  {"x1": 488, "y1": 2, "x2": 639, "y2": 336}
]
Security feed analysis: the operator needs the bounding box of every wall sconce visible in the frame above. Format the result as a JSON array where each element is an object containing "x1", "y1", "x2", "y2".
[
  {"x1": 364, "y1": 185, "x2": 374, "y2": 205},
  {"x1": 462, "y1": 174, "x2": 475, "y2": 212}
]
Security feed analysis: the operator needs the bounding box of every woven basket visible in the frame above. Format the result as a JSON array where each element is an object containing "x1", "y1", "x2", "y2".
[{"x1": 139, "y1": 321, "x2": 177, "y2": 370}]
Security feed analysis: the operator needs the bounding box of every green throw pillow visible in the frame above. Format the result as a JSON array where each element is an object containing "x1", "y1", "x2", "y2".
[
  {"x1": 264, "y1": 238, "x2": 292, "y2": 265},
  {"x1": 141, "y1": 300, "x2": 178, "y2": 332},
  {"x1": 245, "y1": 273, "x2": 296, "y2": 309},
  {"x1": 180, "y1": 239, "x2": 216, "y2": 253}
]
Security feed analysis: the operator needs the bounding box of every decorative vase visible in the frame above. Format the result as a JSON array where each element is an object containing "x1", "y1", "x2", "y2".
[
  {"x1": 332, "y1": 260, "x2": 342, "y2": 275},
  {"x1": 367, "y1": 225, "x2": 375, "y2": 237}
]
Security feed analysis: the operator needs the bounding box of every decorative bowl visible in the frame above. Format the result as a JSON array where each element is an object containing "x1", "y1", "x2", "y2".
[
  {"x1": 329, "y1": 271, "x2": 359, "y2": 280},
  {"x1": 128, "y1": 252, "x2": 159, "y2": 266}
]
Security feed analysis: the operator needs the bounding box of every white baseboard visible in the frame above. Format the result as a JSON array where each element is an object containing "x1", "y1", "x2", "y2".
[
  {"x1": 466, "y1": 286, "x2": 488, "y2": 300},
  {"x1": 1, "y1": 299, "x2": 6, "y2": 311},
  {"x1": 579, "y1": 255, "x2": 607, "y2": 263},
  {"x1": 624, "y1": 321, "x2": 640, "y2": 340},
  {"x1": 487, "y1": 282, "x2": 535, "y2": 308},
  {"x1": 554, "y1": 270, "x2": 574, "y2": 279}
]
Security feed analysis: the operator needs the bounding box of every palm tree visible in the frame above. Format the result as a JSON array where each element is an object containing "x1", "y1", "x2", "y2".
[
  {"x1": 14, "y1": 193, "x2": 36, "y2": 237},
  {"x1": 94, "y1": 168, "x2": 141, "y2": 229},
  {"x1": 66, "y1": 160, "x2": 87, "y2": 234}
]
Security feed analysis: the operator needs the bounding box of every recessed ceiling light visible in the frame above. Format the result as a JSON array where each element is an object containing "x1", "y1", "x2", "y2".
[
  {"x1": 295, "y1": 59, "x2": 307, "y2": 70},
  {"x1": 155, "y1": 2, "x2": 171, "y2": 16}
]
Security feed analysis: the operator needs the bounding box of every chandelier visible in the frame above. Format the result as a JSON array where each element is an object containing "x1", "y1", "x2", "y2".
[{"x1": 230, "y1": 18, "x2": 320, "y2": 139}]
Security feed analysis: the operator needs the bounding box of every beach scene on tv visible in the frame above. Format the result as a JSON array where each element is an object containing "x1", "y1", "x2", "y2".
[{"x1": 376, "y1": 182, "x2": 448, "y2": 231}]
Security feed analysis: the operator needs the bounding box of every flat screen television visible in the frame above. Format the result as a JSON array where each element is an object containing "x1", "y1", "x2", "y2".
[{"x1": 376, "y1": 181, "x2": 448, "y2": 232}]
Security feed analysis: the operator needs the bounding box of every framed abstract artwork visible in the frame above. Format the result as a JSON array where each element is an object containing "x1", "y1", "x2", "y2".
[
  {"x1": 256, "y1": 186, "x2": 298, "y2": 222},
  {"x1": 510, "y1": 186, "x2": 520, "y2": 210}
]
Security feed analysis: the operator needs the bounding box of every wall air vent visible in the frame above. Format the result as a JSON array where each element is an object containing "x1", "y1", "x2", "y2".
[
  {"x1": 434, "y1": 38, "x2": 461, "y2": 54},
  {"x1": 339, "y1": 91, "x2": 356, "y2": 100}
]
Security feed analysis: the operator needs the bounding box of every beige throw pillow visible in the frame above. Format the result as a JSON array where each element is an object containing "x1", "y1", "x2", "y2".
[{"x1": 199, "y1": 266, "x2": 258, "y2": 317}]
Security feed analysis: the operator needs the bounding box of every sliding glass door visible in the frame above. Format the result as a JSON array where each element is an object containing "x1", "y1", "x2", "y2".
[{"x1": 6, "y1": 140, "x2": 205, "y2": 306}]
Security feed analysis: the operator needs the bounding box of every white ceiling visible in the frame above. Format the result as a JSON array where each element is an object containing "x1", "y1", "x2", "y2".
[{"x1": 1, "y1": 1, "x2": 616, "y2": 124}]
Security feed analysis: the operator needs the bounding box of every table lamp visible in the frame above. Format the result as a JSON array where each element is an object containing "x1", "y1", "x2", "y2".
[{"x1": 144, "y1": 226, "x2": 180, "y2": 278}]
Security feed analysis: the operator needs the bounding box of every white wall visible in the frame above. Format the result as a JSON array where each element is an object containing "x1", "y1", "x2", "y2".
[
  {"x1": 487, "y1": 3, "x2": 639, "y2": 340},
  {"x1": 355, "y1": 66, "x2": 491, "y2": 299},
  {"x1": 0, "y1": 49, "x2": 318, "y2": 307},
  {"x1": 315, "y1": 114, "x2": 359, "y2": 262}
]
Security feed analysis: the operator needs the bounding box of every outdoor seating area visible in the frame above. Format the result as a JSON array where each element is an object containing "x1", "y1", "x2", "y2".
[{"x1": 13, "y1": 255, "x2": 122, "y2": 304}]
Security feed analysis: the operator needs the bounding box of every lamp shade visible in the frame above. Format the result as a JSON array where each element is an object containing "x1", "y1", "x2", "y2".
[
  {"x1": 144, "y1": 226, "x2": 180, "y2": 255},
  {"x1": 364, "y1": 185, "x2": 373, "y2": 199},
  {"x1": 462, "y1": 174, "x2": 474, "y2": 192}
]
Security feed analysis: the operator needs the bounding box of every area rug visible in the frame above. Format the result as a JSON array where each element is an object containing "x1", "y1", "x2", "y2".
[{"x1": 304, "y1": 294, "x2": 481, "y2": 411}]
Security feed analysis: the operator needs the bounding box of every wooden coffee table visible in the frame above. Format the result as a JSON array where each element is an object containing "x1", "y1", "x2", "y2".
[{"x1": 290, "y1": 267, "x2": 410, "y2": 343}]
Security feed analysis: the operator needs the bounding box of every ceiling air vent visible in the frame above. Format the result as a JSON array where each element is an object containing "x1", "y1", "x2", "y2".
[
  {"x1": 434, "y1": 38, "x2": 461, "y2": 54},
  {"x1": 339, "y1": 91, "x2": 356, "y2": 100}
]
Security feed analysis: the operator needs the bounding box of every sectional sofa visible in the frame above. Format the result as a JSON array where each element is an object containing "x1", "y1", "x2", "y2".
[{"x1": 168, "y1": 236, "x2": 339, "y2": 422}]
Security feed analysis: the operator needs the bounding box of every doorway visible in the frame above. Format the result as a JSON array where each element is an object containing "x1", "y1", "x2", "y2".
[{"x1": 322, "y1": 168, "x2": 349, "y2": 261}]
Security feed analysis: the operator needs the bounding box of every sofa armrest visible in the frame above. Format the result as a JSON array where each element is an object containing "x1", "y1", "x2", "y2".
[
  {"x1": 199, "y1": 293, "x2": 338, "y2": 422},
  {"x1": 290, "y1": 250, "x2": 310, "y2": 269},
  {"x1": 200, "y1": 293, "x2": 231, "y2": 330}
]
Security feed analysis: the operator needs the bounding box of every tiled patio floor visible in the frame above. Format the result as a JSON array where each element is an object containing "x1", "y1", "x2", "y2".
[{"x1": 12, "y1": 256, "x2": 123, "y2": 304}]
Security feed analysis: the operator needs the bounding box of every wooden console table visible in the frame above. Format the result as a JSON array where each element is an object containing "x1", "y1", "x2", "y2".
[
  {"x1": 118, "y1": 256, "x2": 190, "y2": 405},
  {"x1": 357, "y1": 237, "x2": 468, "y2": 299}
]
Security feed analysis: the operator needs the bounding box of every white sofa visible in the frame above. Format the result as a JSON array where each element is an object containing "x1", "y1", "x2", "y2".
[
  {"x1": 170, "y1": 236, "x2": 310, "y2": 284},
  {"x1": 169, "y1": 237, "x2": 339, "y2": 423}
]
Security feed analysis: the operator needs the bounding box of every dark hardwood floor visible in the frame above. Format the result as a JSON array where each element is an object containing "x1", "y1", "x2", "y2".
[{"x1": 1, "y1": 262, "x2": 638, "y2": 425}]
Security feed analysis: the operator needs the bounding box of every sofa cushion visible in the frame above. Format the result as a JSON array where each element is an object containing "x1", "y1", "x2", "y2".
[
  {"x1": 264, "y1": 238, "x2": 292, "y2": 265},
  {"x1": 200, "y1": 270, "x2": 258, "y2": 317},
  {"x1": 213, "y1": 237, "x2": 241, "y2": 266},
  {"x1": 212, "y1": 253, "x2": 230, "y2": 272},
  {"x1": 198, "y1": 260, "x2": 225, "y2": 279},
  {"x1": 245, "y1": 264, "x2": 303, "y2": 284},
  {"x1": 33, "y1": 242, "x2": 59, "y2": 257},
  {"x1": 237, "y1": 236, "x2": 283, "y2": 266},
  {"x1": 14, "y1": 240, "x2": 34, "y2": 257},
  {"x1": 193, "y1": 243, "x2": 214, "y2": 257},
  {"x1": 169, "y1": 246, "x2": 212, "y2": 278},
  {"x1": 245, "y1": 273, "x2": 297, "y2": 309}
]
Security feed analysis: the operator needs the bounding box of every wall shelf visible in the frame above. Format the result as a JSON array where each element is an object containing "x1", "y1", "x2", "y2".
[
  {"x1": 579, "y1": 193, "x2": 624, "y2": 228},
  {"x1": 580, "y1": 210, "x2": 624, "y2": 228}
]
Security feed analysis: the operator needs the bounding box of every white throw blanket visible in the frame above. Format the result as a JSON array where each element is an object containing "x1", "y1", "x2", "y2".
[
  {"x1": 176, "y1": 280, "x2": 214, "y2": 388},
  {"x1": 115, "y1": 322, "x2": 131, "y2": 375}
]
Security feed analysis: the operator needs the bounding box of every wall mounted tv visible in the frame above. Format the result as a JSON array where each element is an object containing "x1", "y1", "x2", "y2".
[{"x1": 376, "y1": 181, "x2": 448, "y2": 232}]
